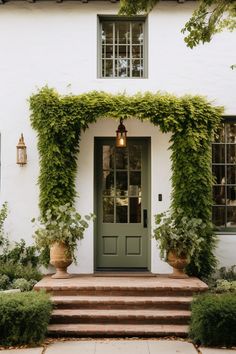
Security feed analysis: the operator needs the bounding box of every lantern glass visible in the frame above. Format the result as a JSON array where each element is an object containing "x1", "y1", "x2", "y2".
[
  {"x1": 17, "y1": 147, "x2": 27, "y2": 165},
  {"x1": 116, "y1": 132, "x2": 127, "y2": 147},
  {"x1": 116, "y1": 119, "x2": 127, "y2": 148},
  {"x1": 16, "y1": 134, "x2": 27, "y2": 165}
]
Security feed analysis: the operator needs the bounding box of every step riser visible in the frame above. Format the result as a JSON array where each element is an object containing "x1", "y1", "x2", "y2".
[
  {"x1": 50, "y1": 316, "x2": 190, "y2": 325},
  {"x1": 48, "y1": 289, "x2": 200, "y2": 297},
  {"x1": 53, "y1": 303, "x2": 191, "y2": 310},
  {"x1": 48, "y1": 329, "x2": 188, "y2": 338}
]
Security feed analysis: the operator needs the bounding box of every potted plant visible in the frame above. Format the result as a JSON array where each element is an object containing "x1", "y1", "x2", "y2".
[
  {"x1": 153, "y1": 210, "x2": 206, "y2": 278},
  {"x1": 33, "y1": 203, "x2": 94, "y2": 279}
]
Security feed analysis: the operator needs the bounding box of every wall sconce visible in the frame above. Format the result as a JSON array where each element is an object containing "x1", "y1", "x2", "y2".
[
  {"x1": 16, "y1": 133, "x2": 27, "y2": 166},
  {"x1": 116, "y1": 118, "x2": 127, "y2": 148}
]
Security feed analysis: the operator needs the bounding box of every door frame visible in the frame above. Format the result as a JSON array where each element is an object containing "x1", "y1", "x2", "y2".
[{"x1": 93, "y1": 136, "x2": 151, "y2": 272}]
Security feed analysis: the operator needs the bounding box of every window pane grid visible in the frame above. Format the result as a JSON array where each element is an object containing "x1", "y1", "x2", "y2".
[
  {"x1": 101, "y1": 19, "x2": 144, "y2": 78},
  {"x1": 212, "y1": 122, "x2": 236, "y2": 229}
]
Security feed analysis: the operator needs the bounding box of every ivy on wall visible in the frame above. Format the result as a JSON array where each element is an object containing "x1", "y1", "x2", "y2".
[{"x1": 30, "y1": 87, "x2": 223, "y2": 278}]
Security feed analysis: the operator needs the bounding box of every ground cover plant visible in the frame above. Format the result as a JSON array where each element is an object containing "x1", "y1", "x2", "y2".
[
  {"x1": 0, "y1": 291, "x2": 52, "y2": 346},
  {"x1": 205, "y1": 265, "x2": 236, "y2": 293},
  {"x1": 0, "y1": 203, "x2": 42, "y2": 291}
]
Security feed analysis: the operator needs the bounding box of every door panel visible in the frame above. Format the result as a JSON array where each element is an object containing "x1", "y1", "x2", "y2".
[{"x1": 95, "y1": 138, "x2": 149, "y2": 269}]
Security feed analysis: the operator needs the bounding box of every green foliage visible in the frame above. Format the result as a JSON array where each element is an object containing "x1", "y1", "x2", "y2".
[
  {"x1": 0, "y1": 275, "x2": 10, "y2": 291},
  {"x1": 0, "y1": 204, "x2": 42, "y2": 292},
  {"x1": 219, "y1": 265, "x2": 236, "y2": 280},
  {"x1": 119, "y1": 0, "x2": 157, "y2": 15},
  {"x1": 12, "y1": 278, "x2": 37, "y2": 292},
  {"x1": 0, "y1": 291, "x2": 52, "y2": 346},
  {"x1": 186, "y1": 233, "x2": 218, "y2": 278},
  {"x1": 30, "y1": 87, "x2": 223, "y2": 278},
  {"x1": 0, "y1": 261, "x2": 42, "y2": 282},
  {"x1": 119, "y1": 0, "x2": 236, "y2": 48},
  {"x1": 182, "y1": 0, "x2": 236, "y2": 48},
  {"x1": 0, "y1": 202, "x2": 8, "y2": 249},
  {"x1": 189, "y1": 293, "x2": 236, "y2": 346},
  {"x1": 215, "y1": 279, "x2": 236, "y2": 293},
  {"x1": 33, "y1": 203, "x2": 94, "y2": 265},
  {"x1": 0, "y1": 202, "x2": 40, "y2": 269},
  {"x1": 205, "y1": 265, "x2": 236, "y2": 291},
  {"x1": 0, "y1": 239, "x2": 39, "y2": 268},
  {"x1": 153, "y1": 209, "x2": 209, "y2": 272}
]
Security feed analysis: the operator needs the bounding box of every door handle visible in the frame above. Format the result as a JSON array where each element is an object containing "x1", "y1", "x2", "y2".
[{"x1": 143, "y1": 209, "x2": 147, "y2": 228}]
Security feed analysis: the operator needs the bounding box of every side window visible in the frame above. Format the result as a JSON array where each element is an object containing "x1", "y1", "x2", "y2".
[
  {"x1": 99, "y1": 17, "x2": 147, "y2": 78},
  {"x1": 212, "y1": 120, "x2": 236, "y2": 231}
]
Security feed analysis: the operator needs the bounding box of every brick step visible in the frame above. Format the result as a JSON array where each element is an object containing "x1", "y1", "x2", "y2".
[
  {"x1": 34, "y1": 276, "x2": 208, "y2": 297},
  {"x1": 52, "y1": 295, "x2": 192, "y2": 310},
  {"x1": 47, "y1": 287, "x2": 201, "y2": 297},
  {"x1": 48, "y1": 323, "x2": 189, "y2": 337},
  {"x1": 51, "y1": 309, "x2": 191, "y2": 325}
]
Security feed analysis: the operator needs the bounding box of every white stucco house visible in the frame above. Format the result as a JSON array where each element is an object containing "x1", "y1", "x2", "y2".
[{"x1": 0, "y1": 0, "x2": 236, "y2": 275}]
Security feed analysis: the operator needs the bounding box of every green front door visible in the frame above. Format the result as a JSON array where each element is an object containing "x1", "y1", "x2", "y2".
[{"x1": 95, "y1": 138, "x2": 150, "y2": 269}]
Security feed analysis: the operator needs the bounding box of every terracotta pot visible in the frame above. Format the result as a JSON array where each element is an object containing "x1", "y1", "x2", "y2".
[
  {"x1": 167, "y1": 250, "x2": 189, "y2": 279},
  {"x1": 50, "y1": 242, "x2": 72, "y2": 279}
]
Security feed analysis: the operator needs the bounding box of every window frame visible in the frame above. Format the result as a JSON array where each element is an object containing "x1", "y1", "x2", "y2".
[
  {"x1": 97, "y1": 15, "x2": 148, "y2": 79},
  {"x1": 212, "y1": 116, "x2": 236, "y2": 234}
]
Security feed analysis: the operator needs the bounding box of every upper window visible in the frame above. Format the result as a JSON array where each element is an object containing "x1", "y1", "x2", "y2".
[
  {"x1": 99, "y1": 17, "x2": 146, "y2": 78},
  {"x1": 212, "y1": 120, "x2": 236, "y2": 231}
]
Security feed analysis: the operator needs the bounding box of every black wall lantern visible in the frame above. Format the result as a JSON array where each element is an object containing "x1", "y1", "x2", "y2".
[{"x1": 116, "y1": 118, "x2": 127, "y2": 148}]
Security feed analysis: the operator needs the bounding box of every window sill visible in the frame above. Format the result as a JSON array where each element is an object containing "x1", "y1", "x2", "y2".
[{"x1": 97, "y1": 77, "x2": 148, "y2": 80}]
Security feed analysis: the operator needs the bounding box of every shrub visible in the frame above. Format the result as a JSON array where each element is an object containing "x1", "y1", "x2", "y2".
[
  {"x1": 204, "y1": 265, "x2": 236, "y2": 291},
  {"x1": 215, "y1": 279, "x2": 236, "y2": 293},
  {"x1": 189, "y1": 293, "x2": 236, "y2": 347},
  {"x1": 12, "y1": 278, "x2": 33, "y2": 292},
  {"x1": 0, "y1": 239, "x2": 39, "y2": 268},
  {"x1": 219, "y1": 265, "x2": 236, "y2": 281},
  {"x1": 0, "y1": 291, "x2": 52, "y2": 346},
  {"x1": 0, "y1": 261, "x2": 42, "y2": 282},
  {"x1": 0, "y1": 275, "x2": 10, "y2": 290},
  {"x1": 0, "y1": 203, "x2": 40, "y2": 269},
  {"x1": 0, "y1": 202, "x2": 9, "y2": 250},
  {"x1": 0, "y1": 202, "x2": 7, "y2": 245}
]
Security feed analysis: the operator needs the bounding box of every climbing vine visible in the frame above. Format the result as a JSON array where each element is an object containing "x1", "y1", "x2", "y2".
[{"x1": 30, "y1": 87, "x2": 223, "y2": 278}]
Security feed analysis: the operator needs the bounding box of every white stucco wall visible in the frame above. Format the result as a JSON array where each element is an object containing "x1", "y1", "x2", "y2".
[{"x1": 0, "y1": 1, "x2": 235, "y2": 273}]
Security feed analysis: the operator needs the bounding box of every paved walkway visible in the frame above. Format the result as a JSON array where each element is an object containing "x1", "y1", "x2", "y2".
[{"x1": 1, "y1": 340, "x2": 236, "y2": 354}]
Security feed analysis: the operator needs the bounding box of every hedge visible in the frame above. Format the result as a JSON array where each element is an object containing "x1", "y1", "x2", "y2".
[
  {"x1": 0, "y1": 291, "x2": 52, "y2": 346},
  {"x1": 189, "y1": 293, "x2": 236, "y2": 347}
]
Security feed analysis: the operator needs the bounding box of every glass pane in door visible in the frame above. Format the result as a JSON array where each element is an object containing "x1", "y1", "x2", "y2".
[
  {"x1": 102, "y1": 142, "x2": 143, "y2": 224},
  {"x1": 116, "y1": 198, "x2": 128, "y2": 223}
]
